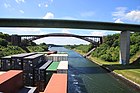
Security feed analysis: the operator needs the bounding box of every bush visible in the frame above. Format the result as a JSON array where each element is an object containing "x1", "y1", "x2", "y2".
[{"x1": 0, "y1": 38, "x2": 8, "y2": 47}]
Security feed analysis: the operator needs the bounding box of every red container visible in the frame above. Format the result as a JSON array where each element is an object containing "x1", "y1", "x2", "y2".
[
  {"x1": 43, "y1": 73, "x2": 67, "y2": 93},
  {"x1": 0, "y1": 70, "x2": 23, "y2": 93}
]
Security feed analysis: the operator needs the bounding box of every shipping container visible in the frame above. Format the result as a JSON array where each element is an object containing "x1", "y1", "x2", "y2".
[
  {"x1": 34, "y1": 60, "x2": 52, "y2": 92},
  {"x1": 11, "y1": 53, "x2": 36, "y2": 69},
  {"x1": 23, "y1": 54, "x2": 45, "y2": 86},
  {"x1": 18, "y1": 86, "x2": 39, "y2": 93},
  {"x1": 39, "y1": 60, "x2": 52, "y2": 82},
  {"x1": 45, "y1": 62, "x2": 60, "y2": 89},
  {"x1": 0, "y1": 70, "x2": 23, "y2": 93},
  {"x1": 0, "y1": 56, "x2": 11, "y2": 71},
  {"x1": 43, "y1": 74, "x2": 67, "y2": 93},
  {"x1": 57, "y1": 61, "x2": 68, "y2": 74},
  {"x1": 46, "y1": 62, "x2": 60, "y2": 73},
  {"x1": 47, "y1": 54, "x2": 68, "y2": 62}
]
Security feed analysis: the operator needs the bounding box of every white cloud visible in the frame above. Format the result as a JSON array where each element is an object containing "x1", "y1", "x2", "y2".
[
  {"x1": 50, "y1": 0, "x2": 53, "y2": 2},
  {"x1": 45, "y1": 4, "x2": 48, "y2": 8},
  {"x1": 38, "y1": 4, "x2": 41, "y2": 7},
  {"x1": 0, "y1": 28, "x2": 44, "y2": 35},
  {"x1": 38, "y1": 3, "x2": 48, "y2": 8},
  {"x1": 125, "y1": 10, "x2": 140, "y2": 22},
  {"x1": 61, "y1": 16, "x2": 77, "y2": 20},
  {"x1": 61, "y1": 29, "x2": 70, "y2": 33},
  {"x1": 112, "y1": 7, "x2": 140, "y2": 22},
  {"x1": 4, "y1": 3, "x2": 11, "y2": 8},
  {"x1": 15, "y1": 0, "x2": 25, "y2": 4},
  {"x1": 114, "y1": 19, "x2": 124, "y2": 23},
  {"x1": 43, "y1": 12, "x2": 54, "y2": 19},
  {"x1": 81, "y1": 11, "x2": 95, "y2": 17},
  {"x1": 112, "y1": 7, "x2": 127, "y2": 18},
  {"x1": 19, "y1": 10, "x2": 24, "y2": 14},
  {"x1": 91, "y1": 31, "x2": 105, "y2": 36}
]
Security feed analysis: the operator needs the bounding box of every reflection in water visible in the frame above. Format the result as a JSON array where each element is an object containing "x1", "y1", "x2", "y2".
[{"x1": 49, "y1": 47, "x2": 138, "y2": 93}]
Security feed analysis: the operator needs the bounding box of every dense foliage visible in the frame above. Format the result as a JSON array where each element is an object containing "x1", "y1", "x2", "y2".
[
  {"x1": 0, "y1": 32, "x2": 49, "y2": 57},
  {"x1": 0, "y1": 45, "x2": 26, "y2": 57},
  {"x1": 65, "y1": 44, "x2": 93, "y2": 53},
  {"x1": 0, "y1": 32, "x2": 26, "y2": 57},
  {"x1": 66, "y1": 32, "x2": 140, "y2": 62},
  {"x1": 27, "y1": 43, "x2": 48, "y2": 52}
]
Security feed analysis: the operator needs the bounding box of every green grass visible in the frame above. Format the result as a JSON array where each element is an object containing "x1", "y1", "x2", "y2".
[
  {"x1": 115, "y1": 69, "x2": 140, "y2": 85},
  {"x1": 130, "y1": 50, "x2": 140, "y2": 63}
]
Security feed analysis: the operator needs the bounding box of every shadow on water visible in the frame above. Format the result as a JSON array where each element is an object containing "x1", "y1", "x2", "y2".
[
  {"x1": 69, "y1": 65, "x2": 109, "y2": 74},
  {"x1": 103, "y1": 64, "x2": 140, "y2": 71}
]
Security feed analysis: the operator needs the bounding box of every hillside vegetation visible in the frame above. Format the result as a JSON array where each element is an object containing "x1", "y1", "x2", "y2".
[
  {"x1": 65, "y1": 32, "x2": 140, "y2": 85},
  {"x1": 66, "y1": 32, "x2": 140, "y2": 62},
  {"x1": 0, "y1": 32, "x2": 48, "y2": 57}
]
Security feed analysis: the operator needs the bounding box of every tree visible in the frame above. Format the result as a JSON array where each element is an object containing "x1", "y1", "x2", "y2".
[{"x1": 0, "y1": 38, "x2": 8, "y2": 47}]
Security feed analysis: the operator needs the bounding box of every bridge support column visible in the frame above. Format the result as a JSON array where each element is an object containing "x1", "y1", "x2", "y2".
[{"x1": 120, "y1": 31, "x2": 130, "y2": 65}]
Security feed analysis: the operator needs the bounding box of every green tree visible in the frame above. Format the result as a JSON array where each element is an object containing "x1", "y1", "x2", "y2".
[{"x1": 0, "y1": 38, "x2": 8, "y2": 46}]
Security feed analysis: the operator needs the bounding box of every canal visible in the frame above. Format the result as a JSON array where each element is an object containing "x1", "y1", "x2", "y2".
[{"x1": 49, "y1": 46, "x2": 138, "y2": 93}]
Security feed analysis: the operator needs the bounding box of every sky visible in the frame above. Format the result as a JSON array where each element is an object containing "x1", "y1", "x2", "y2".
[{"x1": 0, "y1": 0, "x2": 140, "y2": 45}]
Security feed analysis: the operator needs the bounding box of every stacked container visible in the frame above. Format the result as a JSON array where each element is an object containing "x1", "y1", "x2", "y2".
[
  {"x1": 0, "y1": 56, "x2": 11, "y2": 71},
  {"x1": 34, "y1": 60, "x2": 52, "y2": 91},
  {"x1": 47, "y1": 54, "x2": 68, "y2": 62},
  {"x1": 57, "y1": 61, "x2": 68, "y2": 74},
  {"x1": 23, "y1": 54, "x2": 45, "y2": 86},
  {"x1": 0, "y1": 70, "x2": 23, "y2": 93},
  {"x1": 11, "y1": 53, "x2": 36, "y2": 69},
  {"x1": 43, "y1": 74, "x2": 67, "y2": 93}
]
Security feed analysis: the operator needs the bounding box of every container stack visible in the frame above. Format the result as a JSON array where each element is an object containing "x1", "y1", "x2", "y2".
[
  {"x1": 34, "y1": 60, "x2": 52, "y2": 91},
  {"x1": 57, "y1": 61, "x2": 68, "y2": 74},
  {"x1": 41, "y1": 60, "x2": 68, "y2": 93},
  {"x1": 0, "y1": 56, "x2": 11, "y2": 71},
  {"x1": 43, "y1": 74, "x2": 67, "y2": 93},
  {"x1": 11, "y1": 53, "x2": 37, "y2": 70},
  {"x1": 0, "y1": 52, "x2": 69, "y2": 93},
  {"x1": 0, "y1": 70, "x2": 24, "y2": 93},
  {"x1": 23, "y1": 54, "x2": 45, "y2": 86},
  {"x1": 47, "y1": 54, "x2": 68, "y2": 62}
]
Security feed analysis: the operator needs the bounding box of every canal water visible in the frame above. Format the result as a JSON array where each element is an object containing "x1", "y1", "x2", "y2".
[{"x1": 49, "y1": 46, "x2": 138, "y2": 93}]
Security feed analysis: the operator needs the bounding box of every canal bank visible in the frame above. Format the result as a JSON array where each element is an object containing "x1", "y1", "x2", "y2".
[
  {"x1": 89, "y1": 57, "x2": 140, "y2": 92},
  {"x1": 49, "y1": 46, "x2": 139, "y2": 93}
]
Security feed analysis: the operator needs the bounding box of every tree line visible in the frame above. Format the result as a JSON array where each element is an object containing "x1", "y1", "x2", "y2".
[
  {"x1": 0, "y1": 32, "x2": 48, "y2": 57},
  {"x1": 65, "y1": 32, "x2": 140, "y2": 62}
]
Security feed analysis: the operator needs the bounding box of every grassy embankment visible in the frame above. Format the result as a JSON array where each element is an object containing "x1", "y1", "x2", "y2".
[{"x1": 74, "y1": 48, "x2": 140, "y2": 86}]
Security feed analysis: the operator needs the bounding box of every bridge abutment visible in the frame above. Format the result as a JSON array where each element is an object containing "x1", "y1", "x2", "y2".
[{"x1": 120, "y1": 31, "x2": 130, "y2": 65}]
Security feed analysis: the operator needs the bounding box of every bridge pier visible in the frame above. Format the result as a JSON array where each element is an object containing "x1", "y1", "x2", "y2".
[{"x1": 120, "y1": 31, "x2": 130, "y2": 65}]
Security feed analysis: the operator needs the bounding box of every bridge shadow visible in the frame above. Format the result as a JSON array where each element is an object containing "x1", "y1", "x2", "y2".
[
  {"x1": 102, "y1": 63, "x2": 140, "y2": 71},
  {"x1": 69, "y1": 64, "x2": 109, "y2": 75}
]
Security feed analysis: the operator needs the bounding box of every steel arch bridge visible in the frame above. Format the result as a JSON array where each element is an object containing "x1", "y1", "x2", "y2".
[{"x1": 20, "y1": 33, "x2": 103, "y2": 46}]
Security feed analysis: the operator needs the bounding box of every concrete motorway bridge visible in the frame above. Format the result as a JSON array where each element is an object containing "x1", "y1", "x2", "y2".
[{"x1": 0, "y1": 18, "x2": 140, "y2": 65}]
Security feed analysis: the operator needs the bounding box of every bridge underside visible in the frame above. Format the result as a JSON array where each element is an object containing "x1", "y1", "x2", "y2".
[
  {"x1": 20, "y1": 33, "x2": 102, "y2": 45},
  {"x1": 1, "y1": 18, "x2": 140, "y2": 65}
]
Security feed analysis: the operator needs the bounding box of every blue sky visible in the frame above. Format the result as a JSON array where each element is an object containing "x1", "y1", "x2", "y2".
[{"x1": 0, "y1": 0, "x2": 140, "y2": 45}]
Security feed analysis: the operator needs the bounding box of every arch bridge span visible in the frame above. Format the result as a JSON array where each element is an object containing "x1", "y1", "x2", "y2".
[{"x1": 20, "y1": 33, "x2": 103, "y2": 46}]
